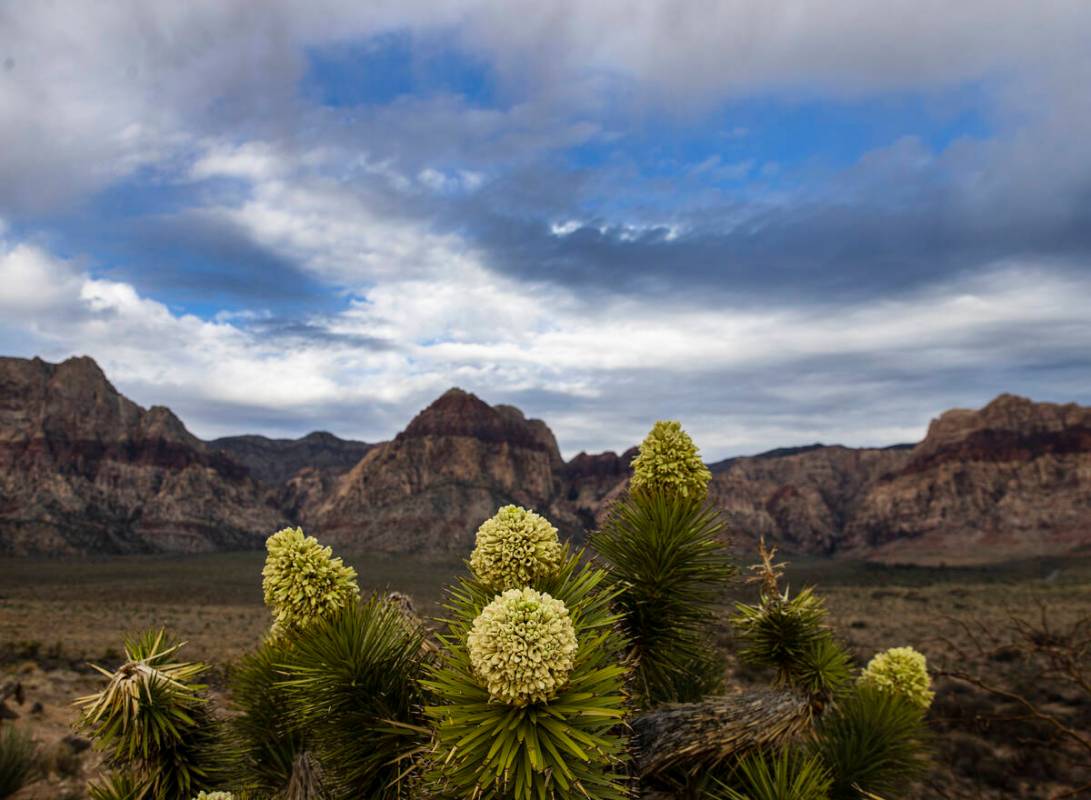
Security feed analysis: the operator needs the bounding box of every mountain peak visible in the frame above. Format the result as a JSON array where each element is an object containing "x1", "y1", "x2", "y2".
[
  {"x1": 398, "y1": 389, "x2": 559, "y2": 459},
  {"x1": 402, "y1": 388, "x2": 497, "y2": 438}
]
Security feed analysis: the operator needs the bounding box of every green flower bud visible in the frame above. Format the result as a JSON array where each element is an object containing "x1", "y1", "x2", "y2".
[
  {"x1": 859, "y1": 646, "x2": 934, "y2": 710},
  {"x1": 630, "y1": 420, "x2": 712, "y2": 501},
  {"x1": 469, "y1": 505, "x2": 563, "y2": 591},
  {"x1": 261, "y1": 527, "x2": 359, "y2": 633},
  {"x1": 467, "y1": 587, "x2": 578, "y2": 706}
]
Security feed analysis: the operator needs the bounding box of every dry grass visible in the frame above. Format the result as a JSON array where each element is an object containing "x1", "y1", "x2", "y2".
[{"x1": 0, "y1": 549, "x2": 1087, "y2": 799}]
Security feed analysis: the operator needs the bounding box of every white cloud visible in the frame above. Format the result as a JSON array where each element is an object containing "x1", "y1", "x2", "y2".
[
  {"x1": 3, "y1": 0, "x2": 1090, "y2": 212},
  {"x1": 4, "y1": 229, "x2": 1088, "y2": 457},
  {"x1": 2, "y1": 2, "x2": 1090, "y2": 455}
]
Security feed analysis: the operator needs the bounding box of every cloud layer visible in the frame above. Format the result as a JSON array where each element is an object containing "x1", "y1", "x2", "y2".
[{"x1": 1, "y1": 1, "x2": 1089, "y2": 458}]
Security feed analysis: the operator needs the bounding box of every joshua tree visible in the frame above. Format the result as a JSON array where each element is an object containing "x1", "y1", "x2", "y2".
[{"x1": 74, "y1": 422, "x2": 934, "y2": 800}]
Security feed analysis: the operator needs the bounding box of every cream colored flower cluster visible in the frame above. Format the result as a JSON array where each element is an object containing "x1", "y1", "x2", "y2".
[
  {"x1": 261, "y1": 527, "x2": 359, "y2": 633},
  {"x1": 469, "y1": 505, "x2": 563, "y2": 591},
  {"x1": 467, "y1": 588, "x2": 578, "y2": 706},
  {"x1": 630, "y1": 420, "x2": 712, "y2": 501},
  {"x1": 859, "y1": 646, "x2": 935, "y2": 710},
  {"x1": 192, "y1": 793, "x2": 235, "y2": 800}
]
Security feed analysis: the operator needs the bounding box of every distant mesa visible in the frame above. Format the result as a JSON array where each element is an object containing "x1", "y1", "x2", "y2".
[{"x1": 2, "y1": 354, "x2": 1089, "y2": 564}]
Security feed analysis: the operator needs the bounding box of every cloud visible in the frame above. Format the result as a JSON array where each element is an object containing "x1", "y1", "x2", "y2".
[
  {"x1": 2, "y1": 1, "x2": 1090, "y2": 457},
  {"x1": 3, "y1": 232, "x2": 1088, "y2": 458},
  {"x1": 3, "y1": 0, "x2": 1089, "y2": 213}
]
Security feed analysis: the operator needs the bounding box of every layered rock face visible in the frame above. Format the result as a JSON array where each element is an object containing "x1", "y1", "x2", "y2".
[
  {"x1": 843, "y1": 395, "x2": 1091, "y2": 561},
  {"x1": 708, "y1": 445, "x2": 913, "y2": 554},
  {"x1": 559, "y1": 448, "x2": 637, "y2": 528},
  {"x1": 0, "y1": 356, "x2": 286, "y2": 555},
  {"x1": 4, "y1": 354, "x2": 1088, "y2": 562},
  {"x1": 306, "y1": 389, "x2": 582, "y2": 552}
]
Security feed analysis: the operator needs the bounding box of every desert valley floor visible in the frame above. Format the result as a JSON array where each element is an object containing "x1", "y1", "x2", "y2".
[{"x1": 1, "y1": 549, "x2": 1088, "y2": 800}]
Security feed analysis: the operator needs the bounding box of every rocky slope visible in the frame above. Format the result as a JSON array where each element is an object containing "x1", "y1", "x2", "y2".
[
  {"x1": 306, "y1": 389, "x2": 583, "y2": 552},
  {"x1": 707, "y1": 445, "x2": 914, "y2": 555},
  {"x1": 3, "y1": 355, "x2": 1089, "y2": 561},
  {"x1": 843, "y1": 394, "x2": 1091, "y2": 561},
  {"x1": 0, "y1": 356, "x2": 286, "y2": 555},
  {"x1": 210, "y1": 431, "x2": 371, "y2": 485}
]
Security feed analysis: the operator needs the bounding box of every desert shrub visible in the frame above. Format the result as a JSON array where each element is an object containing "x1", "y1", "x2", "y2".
[
  {"x1": 812, "y1": 685, "x2": 930, "y2": 800},
  {"x1": 0, "y1": 725, "x2": 37, "y2": 798},
  {"x1": 228, "y1": 535, "x2": 426, "y2": 800},
  {"x1": 732, "y1": 542, "x2": 852, "y2": 707},
  {"x1": 711, "y1": 747, "x2": 833, "y2": 800},
  {"x1": 592, "y1": 421, "x2": 734, "y2": 707},
  {"x1": 424, "y1": 547, "x2": 629, "y2": 800},
  {"x1": 76, "y1": 630, "x2": 225, "y2": 800},
  {"x1": 277, "y1": 596, "x2": 430, "y2": 800},
  {"x1": 225, "y1": 638, "x2": 307, "y2": 798},
  {"x1": 40, "y1": 737, "x2": 83, "y2": 779},
  {"x1": 87, "y1": 770, "x2": 145, "y2": 800}
]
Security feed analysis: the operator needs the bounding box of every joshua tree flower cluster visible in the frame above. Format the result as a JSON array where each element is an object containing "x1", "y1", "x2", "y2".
[
  {"x1": 261, "y1": 526, "x2": 359, "y2": 635},
  {"x1": 74, "y1": 418, "x2": 935, "y2": 800},
  {"x1": 859, "y1": 645, "x2": 935, "y2": 710},
  {"x1": 468, "y1": 504, "x2": 564, "y2": 591},
  {"x1": 466, "y1": 586, "x2": 578, "y2": 705},
  {"x1": 629, "y1": 419, "x2": 713, "y2": 501}
]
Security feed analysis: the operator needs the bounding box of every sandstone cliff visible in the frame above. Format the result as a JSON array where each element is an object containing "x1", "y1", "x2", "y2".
[
  {"x1": 708, "y1": 445, "x2": 913, "y2": 555},
  {"x1": 0, "y1": 356, "x2": 286, "y2": 555},
  {"x1": 3, "y1": 355, "x2": 1088, "y2": 562},
  {"x1": 844, "y1": 394, "x2": 1091, "y2": 562},
  {"x1": 305, "y1": 388, "x2": 583, "y2": 552}
]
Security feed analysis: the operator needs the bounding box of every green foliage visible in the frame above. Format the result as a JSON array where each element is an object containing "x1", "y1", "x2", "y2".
[
  {"x1": 87, "y1": 770, "x2": 145, "y2": 800},
  {"x1": 225, "y1": 638, "x2": 306, "y2": 798},
  {"x1": 0, "y1": 725, "x2": 37, "y2": 799},
  {"x1": 67, "y1": 438, "x2": 936, "y2": 800},
  {"x1": 592, "y1": 491, "x2": 734, "y2": 706},
  {"x1": 630, "y1": 420, "x2": 712, "y2": 501},
  {"x1": 277, "y1": 596, "x2": 430, "y2": 800},
  {"x1": 812, "y1": 685, "x2": 929, "y2": 800},
  {"x1": 262, "y1": 527, "x2": 359, "y2": 636},
  {"x1": 469, "y1": 505, "x2": 564, "y2": 591},
  {"x1": 424, "y1": 551, "x2": 630, "y2": 800},
  {"x1": 732, "y1": 586, "x2": 851, "y2": 704},
  {"x1": 858, "y1": 647, "x2": 934, "y2": 710},
  {"x1": 76, "y1": 630, "x2": 225, "y2": 800},
  {"x1": 712, "y1": 747, "x2": 833, "y2": 800}
]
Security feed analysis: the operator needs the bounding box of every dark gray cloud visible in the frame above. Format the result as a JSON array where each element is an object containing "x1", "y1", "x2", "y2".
[
  {"x1": 117, "y1": 212, "x2": 335, "y2": 310},
  {"x1": 432, "y1": 136, "x2": 1091, "y2": 304}
]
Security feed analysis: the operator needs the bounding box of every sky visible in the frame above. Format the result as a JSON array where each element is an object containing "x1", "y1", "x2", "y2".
[{"x1": 2, "y1": 1, "x2": 1090, "y2": 460}]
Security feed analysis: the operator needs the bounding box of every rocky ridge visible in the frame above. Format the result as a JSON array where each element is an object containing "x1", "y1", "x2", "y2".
[
  {"x1": 2, "y1": 355, "x2": 1089, "y2": 562},
  {"x1": 305, "y1": 389, "x2": 582, "y2": 552},
  {"x1": 0, "y1": 356, "x2": 286, "y2": 555},
  {"x1": 210, "y1": 431, "x2": 371, "y2": 486}
]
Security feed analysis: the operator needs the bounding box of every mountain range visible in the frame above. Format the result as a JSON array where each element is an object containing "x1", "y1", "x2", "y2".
[{"x1": 1, "y1": 354, "x2": 1088, "y2": 564}]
